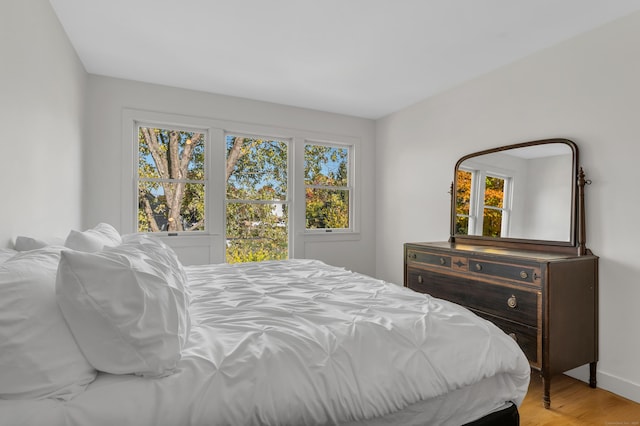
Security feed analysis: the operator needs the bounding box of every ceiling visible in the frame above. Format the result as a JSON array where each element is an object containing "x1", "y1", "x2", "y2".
[{"x1": 49, "y1": 0, "x2": 640, "y2": 119}]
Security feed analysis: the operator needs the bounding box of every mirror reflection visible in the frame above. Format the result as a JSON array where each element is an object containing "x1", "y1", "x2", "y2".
[{"x1": 454, "y1": 141, "x2": 575, "y2": 242}]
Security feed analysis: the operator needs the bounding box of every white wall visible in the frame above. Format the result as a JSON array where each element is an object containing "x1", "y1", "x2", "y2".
[
  {"x1": 521, "y1": 155, "x2": 573, "y2": 241},
  {"x1": 376, "y1": 11, "x2": 640, "y2": 402},
  {"x1": 0, "y1": 0, "x2": 86, "y2": 247},
  {"x1": 83, "y1": 76, "x2": 376, "y2": 275}
]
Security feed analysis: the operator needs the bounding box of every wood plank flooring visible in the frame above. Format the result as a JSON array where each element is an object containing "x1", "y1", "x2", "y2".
[{"x1": 519, "y1": 372, "x2": 640, "y2": 425}]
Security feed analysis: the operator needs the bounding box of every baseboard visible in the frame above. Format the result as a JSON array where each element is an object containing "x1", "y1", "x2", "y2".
[{"x1": 565, "y1": 365, "x2": 640, "y2": 404}]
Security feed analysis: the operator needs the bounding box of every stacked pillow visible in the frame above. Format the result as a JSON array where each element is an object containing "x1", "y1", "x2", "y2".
[
  {"x1": 13, "y1": 236, "x2": 64, "y2": 251},
  {"x1": 0, "y1": 223, "x2": 191, "y2": 401},
  {"x1": 63, "y1": 222, "x2": 122, "y2": 252},
  {"x1": 0, "y1": 247, "x2": 97, "y2": 400},
  {"x1": 56, "y1": 229, "x2": 191, "y2": 377}
]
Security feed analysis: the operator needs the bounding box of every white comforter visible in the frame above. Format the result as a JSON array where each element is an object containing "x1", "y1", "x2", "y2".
[{"x1": 1, "y1": 259, "x2": 530, "y2": 426}]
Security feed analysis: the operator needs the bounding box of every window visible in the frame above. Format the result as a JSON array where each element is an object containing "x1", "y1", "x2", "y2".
[
  {"x1": 125, "y1": 109, "x2": 361, "y2": 265},
  {"x1": 137, "y1": 125, "x2": 206, "y2": 233},
  {"x1": 456, "y1": 168, "x2": 511, "y2": 237},
  {"x1": 304, "y1": 143, "x2": 351, "y2": 231},
  {"x1": 482, "y1": 175, "x2": 509, "y2": 237},
  {"x1": 225, "y1": 134, "x2": 289, "y2": 263}
]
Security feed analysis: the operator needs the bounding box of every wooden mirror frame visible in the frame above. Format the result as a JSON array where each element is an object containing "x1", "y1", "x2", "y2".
[{"x1": 449, "y1": 138, "x2": 589, "y2": 255}]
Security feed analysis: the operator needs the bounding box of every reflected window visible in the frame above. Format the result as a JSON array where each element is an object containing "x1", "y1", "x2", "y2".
[
  {"x1": 482, "y1": 175, "x2": 507, "y2": 237},
  {"x1": 455, "y1": 169, "x2": 473, "y2": 234},
  {"x1": 456, "y1": 169, "x2": 512, "y2": 237}
]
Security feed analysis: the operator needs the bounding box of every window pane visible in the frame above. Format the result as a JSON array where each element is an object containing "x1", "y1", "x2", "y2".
[
  {"x1": 138, "y1": 127, "x2": 205, "y2": 180},
  {"x1": 482, "y1": 208, "x2": 502, "y2": 237},
  {"x1": 305, "y1": 145, "x2": 348, "y2": 186},
  {"x1": 226, "y1": 202, "x2": 288, "y2": 263},
  {"x1": 306, "y1": 188, "x2": 349, "y2": 229},
  {"x1": 484, "y1": 176, "x2": 505, "y2": 208},
  {"x1": 138, "y1": 182, "x2": 205, "y2": 232},
  {"x1": 226, "y1": 136, "x2": 287, "y2": 201},
  {"x1": 456, "y1": 170, "x2": 472, "y2": 216},
  {"x1": 455, "y1": 216, "x2": 469, "y2": 234}
]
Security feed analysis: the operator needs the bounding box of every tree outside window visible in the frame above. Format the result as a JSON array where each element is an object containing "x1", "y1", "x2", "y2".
[
  {"x1": 304, "y1": 143, "x2": 350, "y2": 230},
  {"x1": 137, "y1": 126, "x2": 206, "y2": 233},
  {"x1": 134, "y1": 119, "x2": 356, "y2": 264},
  {"x1": 225, "y1": 135, "x2": 288, "y2": 263}
]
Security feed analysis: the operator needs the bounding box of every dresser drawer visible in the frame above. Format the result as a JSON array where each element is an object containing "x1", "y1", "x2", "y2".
[
  {"x1": 469, "y1": 258, "x2": 541, "y2": 286},
  {"x1": 475, "y1": 312, "x2": 540, "y2": 367},
  {"x1": 406, "y1": 268, "x2": 540, "y2": 327},
  {"x1": 406, "y1": 249, "x2": 451, "y2": 268}
]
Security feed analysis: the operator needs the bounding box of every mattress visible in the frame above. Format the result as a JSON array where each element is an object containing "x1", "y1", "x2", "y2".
[{"x1": 0, "y1": 259, "x2": 530, "y2": 425}]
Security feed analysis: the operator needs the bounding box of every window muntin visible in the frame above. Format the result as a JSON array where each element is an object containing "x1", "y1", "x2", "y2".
[
  {"x1": 137, "y1": 125, "x2": 206, "y2": 233},
  {"x1": 304, "y1": 143, "x2": 351, "y2": 231},
  {"x1": 225, "y1": 135, "x2": 289, "y2": 263}
]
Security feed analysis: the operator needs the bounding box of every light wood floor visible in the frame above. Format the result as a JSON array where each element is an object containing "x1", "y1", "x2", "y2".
[{"x1": 519, "y1": 372, "x2": 640, "y2": 425}]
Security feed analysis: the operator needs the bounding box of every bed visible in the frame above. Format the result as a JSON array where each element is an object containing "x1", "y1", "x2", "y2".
[{"x1": 0, "y1": 224, "x2": 530, "y2": 426}]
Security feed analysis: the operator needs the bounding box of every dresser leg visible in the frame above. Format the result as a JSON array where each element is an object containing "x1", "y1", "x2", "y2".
[
  {"x1": 541, "y1": 372, "x2": 551, "y2": 409},
  {"x1": 589, "y1": 362, "x2": 597, "y2": 388}
]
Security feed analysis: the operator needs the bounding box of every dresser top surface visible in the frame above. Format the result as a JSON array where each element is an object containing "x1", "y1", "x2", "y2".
[{"x1": 405, "y1": 241, "x2": 597, "y2": 262}]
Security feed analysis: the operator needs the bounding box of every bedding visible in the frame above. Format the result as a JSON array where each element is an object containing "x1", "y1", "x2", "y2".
[
  {"x1": 0, "y1": 248, "x2": 17, "y2": 263},
  {"x1": 63, "y1": 222, "x2": 122, "y2": 252},
  {"x1": 13, "y1": 236, "x2": 64, "y2": 252},
  {"x1": 56, "y1": 235, "x2": 190, "y2": 377},
  {"x1": 0, "y1": 247, "x2": 96, "y2": 401},
  {"x1": 0, "y1": 247, "x2": 530, "y2": 425}
]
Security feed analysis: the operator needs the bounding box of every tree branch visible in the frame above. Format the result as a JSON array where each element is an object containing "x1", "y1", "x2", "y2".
[
  {"x1": 141, "y1": 127, "x2": 169, "y2": 179},
  {"x1": 139, "y1": 190, "x2": 160, "y2": 233},
  {"x1": 226, "y1": 136, "x2": 245, "y2": 181}
]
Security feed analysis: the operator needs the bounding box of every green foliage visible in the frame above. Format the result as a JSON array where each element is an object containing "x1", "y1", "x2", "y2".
[
  {"x1": 304, "y1": 144, "x2": 349, "y2": 229},
  {"x1": 225, "y1": 137, "x2": 289, "y2": 263}
]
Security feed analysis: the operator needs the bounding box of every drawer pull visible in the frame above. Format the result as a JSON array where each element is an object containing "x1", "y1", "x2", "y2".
[
  {"x1": 408, "y1": 252, "x2": 417, "y2": 260},
  {"x1": 507, "y1": 295, "x2": 518, "y2": 309},
  {"x1": 417, "y1": 275, "x2": 423, "y2": 284},
  {"x1": 520, "y1": 271, "x2": 528, "y2": 279},
  {"x1": 508, "y1": 333, "x2": 518, "y2": 342},
  {"x1": 474, "y1": 263, "x2": 483, "y2": 271},
  {"x1": 439, "y1": 257, "x2": 446, "y2": 265}
]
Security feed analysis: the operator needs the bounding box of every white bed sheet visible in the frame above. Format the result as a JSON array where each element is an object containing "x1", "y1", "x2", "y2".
[{"x1": 0, "y1": 259, "x2": 530, "y2": 426}]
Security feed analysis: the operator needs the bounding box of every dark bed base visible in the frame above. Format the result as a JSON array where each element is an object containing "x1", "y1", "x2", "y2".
[{"x1": 462, "y1": 403, "x2": 519, "y2": 426}]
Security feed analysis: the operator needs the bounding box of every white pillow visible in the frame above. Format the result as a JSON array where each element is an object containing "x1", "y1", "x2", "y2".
[
  {"x1": 56, "y1": 239, "x2": 190, "y2": 377},
  {"x1": 14, "y1": 236, "x2": 64, "y2": 251},
  {"x1": 64, "y1": 223, "x2": 122, "y2": 252},
  {"x1": 122, "y1": 233, "x2": 189, "y2": 293},
  {"x1": 0, "y1": 247, "x2": 96, "y2": 400}
]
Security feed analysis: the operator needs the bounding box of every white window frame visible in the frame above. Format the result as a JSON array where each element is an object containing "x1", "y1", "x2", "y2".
[
  {"x1": 135, "y1": 122, "x2": 210, "y2": 234},
  {"x1": 224, "y1": 131, "x2": 292, "y2": 260},
  {"x1": 478, "y1": 172, "x2": 512, "y2": 237},
  {"x1": 303, "y1": 140, "x2": 354, "y2": 234}
]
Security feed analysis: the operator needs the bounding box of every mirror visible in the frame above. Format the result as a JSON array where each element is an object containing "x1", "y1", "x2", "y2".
[{"x1": 452, "y1": 139, "x2": 578, "y2": 246}]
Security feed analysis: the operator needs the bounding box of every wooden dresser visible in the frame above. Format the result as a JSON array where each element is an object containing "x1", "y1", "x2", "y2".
[{"x1": 404, "y1": 241, "x2": 598, "y2": 408}]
